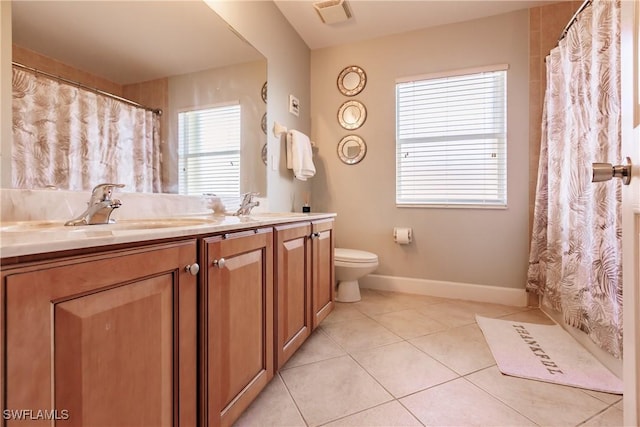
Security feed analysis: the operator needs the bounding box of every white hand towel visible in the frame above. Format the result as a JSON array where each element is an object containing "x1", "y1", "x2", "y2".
[{"x1": 287, "y1": 130, "x2": 316, "y2": 181}]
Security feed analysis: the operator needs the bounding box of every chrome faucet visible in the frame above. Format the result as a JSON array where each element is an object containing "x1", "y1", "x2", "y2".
[
  {"x1": 235, "y1": 192, "x2": 260, "y2": 216},
  {"x1": 65, "y1": 183, "x2": 125, "y2": 226}
]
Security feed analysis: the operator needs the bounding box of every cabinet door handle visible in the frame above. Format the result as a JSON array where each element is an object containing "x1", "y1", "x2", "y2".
[
  {"x1": 212, "y1": 258, "x2": 226, "y2": 269},
  {"x1": 185, "y1": 263, "x2": 200, "y2": 275},
  {"x1": 310, "y1": 232, "x2": 320, "y2": 239}
]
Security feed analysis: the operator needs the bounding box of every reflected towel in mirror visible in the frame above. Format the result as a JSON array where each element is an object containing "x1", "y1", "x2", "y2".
[{"x1": 286, "y1": 130, "x2": 316, "y2": 181}]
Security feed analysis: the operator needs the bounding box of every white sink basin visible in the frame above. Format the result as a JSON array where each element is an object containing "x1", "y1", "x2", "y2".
[{"x1": 0, "y1": 218, "x2": 217, "y2": 233}]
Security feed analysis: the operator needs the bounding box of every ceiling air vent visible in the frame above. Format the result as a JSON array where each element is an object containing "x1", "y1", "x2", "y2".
[{"x1": 313, "y1": 0, "x2": 352, "y2": 24}]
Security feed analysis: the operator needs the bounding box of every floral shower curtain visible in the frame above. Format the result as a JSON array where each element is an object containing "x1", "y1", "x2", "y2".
[
  {"x1": 12, "y1": 67, "x2": 161, "y2": 192},
  {"x1": 527, "y1": 0, "x2": 622, "y2": 358}
]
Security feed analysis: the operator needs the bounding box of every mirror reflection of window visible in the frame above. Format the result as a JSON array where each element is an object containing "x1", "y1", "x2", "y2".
[{"x1": 178, "y1": 104, "x2": 241, "y2": 196}]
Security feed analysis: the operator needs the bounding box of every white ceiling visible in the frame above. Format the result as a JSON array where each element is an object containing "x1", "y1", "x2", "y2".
[
  {"x1": 11, "y1": 0, "x2": 558, "y2": 85},
  {"x1": 274, "y1": 0, "x2": 557, "y2": 50}
]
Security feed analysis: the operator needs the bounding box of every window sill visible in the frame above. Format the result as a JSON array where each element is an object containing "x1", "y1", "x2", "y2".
[{"x1": 396, "y1": 203, "x2": 508, "y2": 210}]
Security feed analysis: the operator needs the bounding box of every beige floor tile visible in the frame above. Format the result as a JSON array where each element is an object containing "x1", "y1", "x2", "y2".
[
  {"x1": 351, "y1": 341, "x2": 458, "y2": 398},
  {"x1": 581, "y1": 388, "x2": 624, "y2": 405},
  {"x1": 614, "y1": 399, "x2": 623, "y2": 410},
  {"x1": 320, "y1": 318, "x2": 402, "y2": 352},
  {"x1": 351, "y1": 296, "x2": 412, "y2": 316},
  {"x1": 400, "y1": 378, "x2": 536, "y2": 426},
  {"x1": 417, "y1": 301, "x2": 482, "y2": 328},
  {"x1": 321, "y1": 401, "x2": 422, "y2": 427},
  {"x1": 498, "y1": 308, "x2": 556, "y2": 325},
  {"x1": 280, "y1": 356, "x2": 393, "y2": 427},
  {"x1": 409, "y1": 324, "x2": 496, "y2": 375},
  {"x1": 359, "y1": 288, "x2": 383, "y2": 299},
  {"x1": 581, "y1": 406, "x2": 625, "y2": 427},
  {"x1": 282, "y1": 329, "x2": 346, "y2": 370},
  {"x1": 466, "y1": 366, "x2": 610, "y2": 426},
  {"x1": 234, "y1": 290, "x2": 623, "y2": 427},
  {"x1": 233, "y1": 375, "x2": 305, "y2": 427},
  {"x1": 373, "y1": 290, "x2": 447, "y2": 307},
  {"x1": 448, "y1": 323, "x2": 486, "y2": 340},
  {"x1": 322, "y1": 302, "x2": 368, "y2": 324},
  {"x1": 372, "y1": 309, "x2": 447, "y2": 339},
  {"x1": 459, "y1": 300, "x2": 526, "y2": 318}
]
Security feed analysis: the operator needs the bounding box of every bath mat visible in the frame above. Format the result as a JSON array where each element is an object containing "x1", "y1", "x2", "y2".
[{"x1": 476, "y1": 315, "x2": 623, "y2": 394}]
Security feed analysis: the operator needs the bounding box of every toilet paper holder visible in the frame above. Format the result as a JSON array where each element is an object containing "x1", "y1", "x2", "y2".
[{"x1": 393, "y1": 227, "x2": 413, "y2": 244}]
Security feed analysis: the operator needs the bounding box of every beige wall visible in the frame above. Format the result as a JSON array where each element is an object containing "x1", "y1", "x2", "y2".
[
  {"x1": 310, "y1": 10, "x2": 530, "y2": 289},
  {"x1": 207, "y1": 0, "x2": 311, "y2": 212}
]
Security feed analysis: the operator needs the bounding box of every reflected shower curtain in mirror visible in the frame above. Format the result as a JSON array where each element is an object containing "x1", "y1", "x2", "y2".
[
  {"x1": 12, "y1": 67, "x2": 161, "y2": 192},
  {"x1": 527, "y1": 0, "x2": 622, "y2": 358}
]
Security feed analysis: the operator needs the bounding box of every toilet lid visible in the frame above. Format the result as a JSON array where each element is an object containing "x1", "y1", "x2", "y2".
[{"x1": 335, "y1": 248, "x2": 378, "y2": 263}]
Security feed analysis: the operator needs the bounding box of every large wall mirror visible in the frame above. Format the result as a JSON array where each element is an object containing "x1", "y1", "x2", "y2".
[{"x1": 10, "y1": 1, "x2": 267, "y2": 196}]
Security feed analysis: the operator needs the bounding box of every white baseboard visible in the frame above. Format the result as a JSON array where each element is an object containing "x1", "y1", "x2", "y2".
[{"x1": 359, "y1": 274, "x2": 528, "y2": 307}]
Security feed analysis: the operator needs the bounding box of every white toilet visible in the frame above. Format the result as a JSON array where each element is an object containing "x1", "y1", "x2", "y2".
[{"x1": 334, "y1": 248, "x2": 379, "y2": 302}]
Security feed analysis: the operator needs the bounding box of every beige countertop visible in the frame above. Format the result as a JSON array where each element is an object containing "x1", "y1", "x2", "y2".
[{"x1": 0, "y1": 212, "x2": 336, "y2": 259}]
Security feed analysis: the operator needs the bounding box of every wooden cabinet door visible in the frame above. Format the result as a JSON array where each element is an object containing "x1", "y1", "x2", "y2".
[
  {"x1": 274, "y1": 222, "x2": 312, "y2": 370},
  {"x1": 311, "y1": 219, "x2": 335, "y2": 329},
  {"x1": 202, "y1": 228, "x2": 274, "y2": 427},
  {"x1": 1, "y1": 241, "x2": 198, "y2": 427}
]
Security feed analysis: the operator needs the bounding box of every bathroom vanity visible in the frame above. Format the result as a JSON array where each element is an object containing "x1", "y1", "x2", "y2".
[{"x1": 0, "y1": 207, "x2": 335, "y2": 427}]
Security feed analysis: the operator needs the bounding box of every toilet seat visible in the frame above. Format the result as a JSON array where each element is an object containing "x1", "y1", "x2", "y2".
[{"x1": 334, "y1": 248, "x2": 378, "y2": 264}]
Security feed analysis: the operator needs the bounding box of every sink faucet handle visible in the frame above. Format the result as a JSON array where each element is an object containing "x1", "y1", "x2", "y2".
[
  {"x1": 235, "y1": 192, "x2": 261, "y2": 216},
  {"x1": 90, "y1": 183, "x2": 125, "y2": 203},
  {"x1": 241, "y1": 191, "x2": 259, "y2": 202}
]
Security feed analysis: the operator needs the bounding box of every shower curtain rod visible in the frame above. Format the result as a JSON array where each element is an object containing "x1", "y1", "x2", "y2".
[
  {"x1": 12, "y1": 61, "x2": 162, "y2": 116},
  {"x1": 558, "y1": 0, "x2": 592, "y2": 42}
]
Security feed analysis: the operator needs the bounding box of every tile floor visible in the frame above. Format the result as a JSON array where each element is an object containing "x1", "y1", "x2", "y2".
[{"x1": 234, "y1": 289, "x2": 624, "y2": 427}]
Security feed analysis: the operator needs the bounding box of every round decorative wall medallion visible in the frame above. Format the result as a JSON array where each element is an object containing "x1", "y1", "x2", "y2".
[
  {"x1": 337, "y1": 65, "x2": 367, "y2": 96},
  {"x1": 338, "y1": 100, "x2": 367, "y2": 130},
  {"x1": 337, "y1": 135, "x2": 367, "y2": 165}
]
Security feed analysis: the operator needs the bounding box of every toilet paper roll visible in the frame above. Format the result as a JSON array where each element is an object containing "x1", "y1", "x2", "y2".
[{"x1": 394, "y1": 227, "x2": 413, "y2": 244}]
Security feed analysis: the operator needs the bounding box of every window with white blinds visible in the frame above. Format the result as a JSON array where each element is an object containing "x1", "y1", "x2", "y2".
[
  {"x1": 396, "y1": 65, "x2": 507, "y2": 208},
  {"x1": 178, "y1": 104, "x2": 241, "y2": 196}
]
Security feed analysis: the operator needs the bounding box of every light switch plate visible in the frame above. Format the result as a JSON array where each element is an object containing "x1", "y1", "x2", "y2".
[{"x1": 289, "y1": 95, "x2": 300, "y2": 117}]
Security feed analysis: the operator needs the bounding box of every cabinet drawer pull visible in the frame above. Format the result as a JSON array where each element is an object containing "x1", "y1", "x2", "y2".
[
  {"x1": 310, "y1": 232, "x2": 320, "y2": 239},
  {"x1": 184, "y1": 263, "x2": 200, "y2": 276},
  {"x1": 213, "y1": 258, "x2": 226, "y2": 269}
]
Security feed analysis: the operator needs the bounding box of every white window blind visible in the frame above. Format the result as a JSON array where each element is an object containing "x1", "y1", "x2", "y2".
[
  {"x1": 178, "y1": 104, "x2": 240, "y2": 196},
  {"x1": 396, "y1": 66, "x2": 507, "y2": 207}
]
